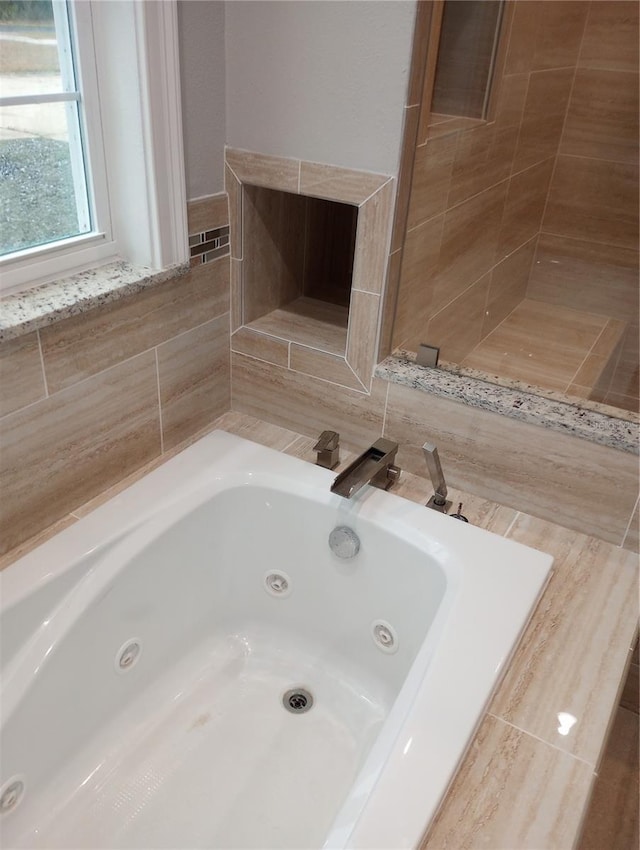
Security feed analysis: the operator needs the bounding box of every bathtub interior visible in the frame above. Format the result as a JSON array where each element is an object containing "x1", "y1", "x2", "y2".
[{"x1": 1, "y1": 483, "x2": 449, "y2": 849}]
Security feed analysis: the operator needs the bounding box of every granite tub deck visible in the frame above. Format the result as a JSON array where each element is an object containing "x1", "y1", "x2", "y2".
[
  {"x1": 2, "y1": 411, "x2": 637, "y2": 850},
  {"x1": 377, "y1": 353, "x2": 639, "y2": 455}
]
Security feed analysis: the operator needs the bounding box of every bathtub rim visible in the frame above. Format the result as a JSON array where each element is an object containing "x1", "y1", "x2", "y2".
[{"x1": 0, "y1": 430, "x2": 553, "y2": 850}]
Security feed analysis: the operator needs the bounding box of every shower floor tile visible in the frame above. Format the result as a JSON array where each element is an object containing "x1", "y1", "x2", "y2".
[{"x1": 462, "y1": 300, "x2": 611, "y2": 393}]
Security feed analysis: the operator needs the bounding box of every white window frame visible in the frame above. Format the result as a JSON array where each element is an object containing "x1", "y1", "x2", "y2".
[{"x1": 0, "y1": 0, "x2": 188, "y2": 296}]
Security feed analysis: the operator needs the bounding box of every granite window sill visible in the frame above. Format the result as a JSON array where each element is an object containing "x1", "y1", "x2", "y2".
[{"x1": 0, "y1": 260, "x2": 189, "y2": 343}]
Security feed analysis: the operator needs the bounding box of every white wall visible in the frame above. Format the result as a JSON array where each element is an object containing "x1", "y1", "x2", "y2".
[
  {"x1": 225, "y1": 0, "x2": 416, "y2": 176},
  {"x1": 178, "y1": 0, "x2": 226, "y2": 199}
]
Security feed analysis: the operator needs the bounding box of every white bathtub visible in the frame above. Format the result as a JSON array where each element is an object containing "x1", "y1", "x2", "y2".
[{"x1": 0, "y1": 430, "x2": 552, "y2": 849}]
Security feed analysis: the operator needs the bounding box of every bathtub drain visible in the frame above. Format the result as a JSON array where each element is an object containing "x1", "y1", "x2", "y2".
[{"x1": 283, "y1": 688, "x2": 313, "y2": 714}]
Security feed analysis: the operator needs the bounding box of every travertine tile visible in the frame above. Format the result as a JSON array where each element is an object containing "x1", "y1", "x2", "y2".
[
  {"x1": 447, "y1": 122, "x2": 518, "y2": 207},
  {"x1": 299, "y1": 161, "x2": 388, "y2": 206},
  {"x1": 247, "y1": 297, "x2": 348, "y2": 356},
  {"x1": 432, "y1": 181, "x2": 507, "y2": 315},
  {"x1": 0, "y1": 332, "x2": 46, "y2": 417},
  {"x1": 346, "y1": 289, "x2": 380, "y2": 388},
  {"x1": 561, "y1": 69, "x2": 639, "y2": 164},
  {"x1": 352, "y1": 180, "x2": 394, "y2": 295},
  {"x1": 504, "y1": 0, "x2": 539, "y2": 74},
  {"x1": 230, "y1": 258, "x2": 242, "y2": 332},
  {"x1": 378, "y1": 248, "x2": 402, "y2": 361},
  {"x1": 513, "y1": 68, "x2": 573, "y2": 173},
  {"x1": 426, "y1": 273, "x2": 490, "y2": 363},
  {"x1": 0, "y1": 514, "x2": 77, "y2": 571},
  {"x1": 213, "y1": 410, "x2": 300, "y2": 452},
  {"x1": 544, "y1": 155, "x2": 639, "y2": 249},
  {"x1": 497, "y1": 158, "x2": 554, "y2": 260},
  {"x1": 577, "y1": 707, "x2": 639, "y2": 850},
  {"x1": 391, "y1": 105, "x2": 420, "y2": 252},
  {"x1": 187, "y1": 193, "x2": 229, "y2": 234},
  {"x1": 407, "y1": 134, "x2": 457, "y2": 230},
  {"x1": 572, "y1": 355, "x2": 609, "y2": 391},
  {"x1": 483, "y1": 239, "x2": 536, "y2": 338},
  {"x1": 225, "y1": 164, "x2": 242, "y2": 259},
  {"x1": 157, "y1": 316, "x2": 230, "y2": 451},
  {"x1": 579, "y1": 0, "x2": 639, "y2": 72},
  {"x1": 421, "y1": 714, "x2": 594, "y2": 850},
  {"x1": 231, "y1": 352, "x2": 386, "y2": 452},
  {"x1": 242, "y1": 185, "x2": 306, "y2": 324},
  {"x1": 225, "y1": 148, "x2": 299, "y2": 193},
  {"x1": 528, "y1": 235, "x2": 639, "y2": 322},
  {"x1": 619, "y1": 662, "x2": 639, "y2": 713},
  {"x1": 290, "y1": 345, "x2": 364, "y2": 392},
  {"x1": 392, "y1": 214, "x2": 443, "y2": 350},
  {"x1": 0, "y1": 351, "x2": 161, "y2": 555},
  {"x1": 494, "y1": 72, "x2": 528, "y2": 128},
  {"x1": 531, "y1": 0, "x2": 588, "y2": 71},
  {"x1": 302, "y1": 197, "x2": 357, "y2": 307},
  {"x1": 384, "y1": 381, "x2": 639, "y2": 544},
  {"x1": 40, "y1": 258, "x2": 230, "y2": 393},
  {"x1": 232, "y1": 327, "x2": 289, "y2": 368},
  {"x1": 490, "y1": 515, "x2": 639, "y2": 764},
  {"x1": 622, "y1": 499, "x2": 639, "y2": 553}
]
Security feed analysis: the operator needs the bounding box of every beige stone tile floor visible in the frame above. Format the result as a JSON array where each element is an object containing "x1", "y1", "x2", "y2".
[
  {"x1": 462, "y1": 299, "x2": 638, "y2": 411},
  {"x1": 1, "y1": 410, "x2": 638, "y2": 849}
]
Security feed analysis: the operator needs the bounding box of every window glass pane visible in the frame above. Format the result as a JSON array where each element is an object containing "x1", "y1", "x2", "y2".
[
  {"x1": 0, "y1": 101, "x2": 90, "y2": 255},
  {"x1": 0, "y1": 1, "x2": 63, "y2": 98}
]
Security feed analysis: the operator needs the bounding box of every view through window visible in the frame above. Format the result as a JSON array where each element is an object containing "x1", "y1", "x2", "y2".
[{"x1": 0, "y1": 0, "x2": 91, "y2": 258}]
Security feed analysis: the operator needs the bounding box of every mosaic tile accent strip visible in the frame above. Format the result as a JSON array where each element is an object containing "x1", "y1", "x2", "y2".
[{"x1": 189, "y1": 226, "x2": 230, "y2": 268}]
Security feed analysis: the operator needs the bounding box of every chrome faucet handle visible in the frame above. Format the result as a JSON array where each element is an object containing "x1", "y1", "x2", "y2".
[
  {"x1": 422, "y1": 442, "x2": 452, "y2": 513},
  {"x1": 314, "y1": 430, "x2": 340, "y2": 470}
]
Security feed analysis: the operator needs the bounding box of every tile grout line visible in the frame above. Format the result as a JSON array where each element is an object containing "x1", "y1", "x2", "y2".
[
  {"x1": 487, "y1": 712, "x2": 597, "y2": 770},
  {"x1": 358, "y1": 177, "x2": 394, "y2": 208},
  {"x1": 36, "y1": 329, "x2": 50, "y2": 398},
  {"x1": 154, "y1": 347, "x2": 165, "y2": 455},
  {"x1": 619, "y1": 492, "x2": 639, "y2": 549},
  {"x1": 503, "y1": 510, "x2": 522, "y2": 539},
  {"x1": 381, "y1": 381, "x2": 390, "y2": 436},
  {"x1": 564, "y1": 318, "x2": 615, "y2": 394}
]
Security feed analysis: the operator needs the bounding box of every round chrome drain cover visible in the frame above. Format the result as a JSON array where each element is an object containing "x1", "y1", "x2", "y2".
[{"x1": 283, "y1": 688, "x2": 313, "y2": 714}]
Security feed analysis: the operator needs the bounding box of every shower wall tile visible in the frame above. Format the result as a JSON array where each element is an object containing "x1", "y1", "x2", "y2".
[
  {"x1": 40, "y1": 257, "x2": 230, "y2": 393},
  {"x1": 0, "y1": 332, "x2": 46, "y2": 418},
  {"x1": 543, "y1": 156, "x2": 639, "y2": 249},
  {"x1": 483, "y1": 238, "x2": 536, "y2": 338},
  {"x1": 383, "y1": 381, "x2": 639, "y2": 545},
  {"x1": 432, "y1": 181, "x2": 507, "y2": 315},
  {"x1": 157, "y1": 315, "x2": 231, "y2": 452},
  {"x1": 513, "y1": 68, "x2": 574, "y2": 173},
  {"x1": 447, "y1": 122, "x2": 518, "y2": 207},
  {"x1": 503, "y1": 0, "x2": 539, "y2": 75},
  {"x1": 579, "y1": 1, "x2": 639, "y2": 73},
  {"x1": 497, "y1": 157, "x2": 554, "y2": 259},
  {"x1": 426, "y1": 272, "x2": 490, "y2": 363},
  {"x1": 0, "y1": 351, "x2": 161, "y2": 555},
  {"x1": 392, "y1": 214, "x2": 444, "y2": 350},
  {"x1": 232, "y1": 352, "x2": 386, "y2": 452},
  {"x1": 529, "y1": 0, "x2": 588, "y2": 71},
  {"x1": 561, "y1": 69, "x2": 639, "y2": 164},
  {"x1": 406, "y1": 133, "x2": 457, "y2": 230},
  {"x1": 528, "y1": 235, "x2": 639, "y2": 322}
]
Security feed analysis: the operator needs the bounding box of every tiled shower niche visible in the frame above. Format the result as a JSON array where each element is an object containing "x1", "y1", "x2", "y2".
[{"x1": 226, "y1": 149, "x2": 394, "y2": 392}]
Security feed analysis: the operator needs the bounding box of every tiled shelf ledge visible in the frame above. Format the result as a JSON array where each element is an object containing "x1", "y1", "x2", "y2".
[
  {"x1": 245, "y1": 297, "x2": 348, "y2": 356},
  {"x1": 0, "y1": 260, "x2": 189, "y2": 343},
  {"x1": 376, "y1": 352, "x2": 639, "y2": 455}
]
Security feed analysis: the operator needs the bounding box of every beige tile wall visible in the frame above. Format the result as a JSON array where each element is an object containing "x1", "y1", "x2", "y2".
[
  {"x1": 0, "y1": 195, "x2": 231, "y2": 556},
  {"x1": 531, "y1": 0, "x2": 640, "y2": 411},
  {"x1": 390, "y1": 0, "x2": 589, "y2": 359}
]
